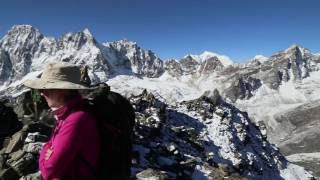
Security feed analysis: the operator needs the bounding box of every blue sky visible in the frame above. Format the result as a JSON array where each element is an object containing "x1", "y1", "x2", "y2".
[{"x1": 0, "y1": 0, "x2": 319, "y2": 62}]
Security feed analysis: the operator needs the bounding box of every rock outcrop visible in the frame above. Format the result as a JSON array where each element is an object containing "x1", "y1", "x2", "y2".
[{"x1": 0, "y1": 88, "x2": 314, "y2": 179}]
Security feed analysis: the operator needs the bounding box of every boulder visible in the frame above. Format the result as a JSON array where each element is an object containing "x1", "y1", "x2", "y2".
[
  {"x1": 0, "y1": 101, "x2": 22, "y2": 149},
  {"x1": 8, "y1": 153, "x2": 37, "y2": 176},
  {"x1": 136, "y1": 168, "x2": 169, "y2": 180},
  {"x1": 5, "y1": 131, "x2": 26, "y2": 154},
  {"x1": 19, "y1": 171, "x2": 42, "y2": 180}
]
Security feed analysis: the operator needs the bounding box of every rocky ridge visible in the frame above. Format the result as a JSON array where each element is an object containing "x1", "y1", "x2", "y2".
[{"x1": 0, "y1": 87, "x2": 314, "y2": 179}]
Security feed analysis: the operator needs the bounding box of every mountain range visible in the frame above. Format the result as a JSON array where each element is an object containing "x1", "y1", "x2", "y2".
[{"x1": 0, "y1": 25, "x2": 320, "y2": 178}]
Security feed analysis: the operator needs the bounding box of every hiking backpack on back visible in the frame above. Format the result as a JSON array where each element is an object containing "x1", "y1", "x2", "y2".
[{"x1": 83, "y1": 85, "x2": 135, "y2": 180}]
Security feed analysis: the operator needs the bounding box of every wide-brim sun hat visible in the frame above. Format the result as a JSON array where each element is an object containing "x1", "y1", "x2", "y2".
[{"x1": 23, "y1": 62, "x2": 91, "y2": 89}]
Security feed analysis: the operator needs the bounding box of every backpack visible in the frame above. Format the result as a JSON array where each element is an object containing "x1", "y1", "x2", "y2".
[{"x1": 80, "y1": 84, "x2": 135, "y2": 180}]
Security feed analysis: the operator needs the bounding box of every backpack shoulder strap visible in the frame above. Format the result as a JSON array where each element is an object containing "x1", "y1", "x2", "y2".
[{"x1": 77, "y1": 154, "x2": 97, "y2": 177}]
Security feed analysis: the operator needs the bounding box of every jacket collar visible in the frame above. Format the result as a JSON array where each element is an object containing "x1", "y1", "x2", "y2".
[{"x1": 52, "y1": 94, "x2": 84, "y2": 120}]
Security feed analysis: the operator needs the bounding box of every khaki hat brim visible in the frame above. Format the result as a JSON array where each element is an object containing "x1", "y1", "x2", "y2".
[{"x1": 23, "y1": 78, "x2": 91, "y2": 90}]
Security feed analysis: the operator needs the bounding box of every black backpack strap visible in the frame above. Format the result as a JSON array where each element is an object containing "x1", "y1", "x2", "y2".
[{"x1": 77, "y1": 154, "x2": 97, "y2": 177}]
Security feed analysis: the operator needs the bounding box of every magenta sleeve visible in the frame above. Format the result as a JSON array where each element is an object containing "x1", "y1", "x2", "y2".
[{"x1": 39, "y1": 112, "x2": 87, "y2": 180}]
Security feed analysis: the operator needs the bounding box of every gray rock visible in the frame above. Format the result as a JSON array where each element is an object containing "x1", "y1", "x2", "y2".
[
  {"x1": 198, "y1": 56, "x2": 223, "y2": 74},
  {"x1": 19, "y1": 171, "x2": 42, "y2": 180},
  {"x1": 106, "y1": 39, "x2": 164, "y2": 77},
  {"x1": 12, "y1": 91, "x2": 34, "y2": 119},
  {"x1": 5, "y1": 131, "x2": 25, "y2": 154},
  {"x1": 224, "y1": 76, "x2": 262, "y2": 102},
  {"x1": 0, "y1": 101, "x2": 22, "y2": 149},
  {"x1": 201, "y1": 89, "x2": 222, "y2": 106},
  {"x1": 136, "y1": 168, "x2": 169, "y2": 180},
  {"x1": 180, "y1": 55, "x2": 199, "y2": 75},
  {"x1": 21, "y1": 122, "x2": 52, "y2": 138},
  {"x1": 165, "y1": 142, "x2": 178, "y2": 153},
  {"x1": 7, "y1": 150, "x2": 25, "y2": 163},
  {"x1": 24, "y1": 132, "x2": 48, "y2": 143},
  {"x1": 0, "y1": 154, "x2": 8, "y2": 169},
  {"x1": 0, "y1": 49, "x2": 12, "y2": 84},
  {"x1": 23, "y1": 142, "x2": 43, "y2": 154},
  {"x1": 164, "y1": 59, "x2": 183, "y2": 77},
  {"x1": 8, "y1": 153, "x2": 37, "y2": 176}
]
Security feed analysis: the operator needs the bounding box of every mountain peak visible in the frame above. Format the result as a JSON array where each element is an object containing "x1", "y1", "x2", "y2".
[
  {"x1": 285, "y1": 44, "x2": 305, "y2": 53},
  {"x1": 82, "y1": 28, "x2": 93, "y2": 37},
  {"x1": 7, "y1": 25, "x2": 40, "y2": 35},
  {"x1": 11, "y1": 24, "x2": 35, "y2": 30},
  {"x1": 253, "y1": 55, "x2": 268, "y2": 62},
  {"x1": 283, "y1": 44, "x2": 312, "y2": 58},
  {"x1": 118, "y1": 38, "x2": 137, "y2": 46},
  {"x1": 186, "y1": 51, "x2": 233, "y2": 67}
]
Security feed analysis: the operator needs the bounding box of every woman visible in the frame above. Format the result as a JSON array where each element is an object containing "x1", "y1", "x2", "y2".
[{"x1": 24, "y1": 63, "x2": 100, "y2": 180}]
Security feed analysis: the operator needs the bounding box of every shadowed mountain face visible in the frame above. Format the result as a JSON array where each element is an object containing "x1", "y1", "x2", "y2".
[
  {"x1": 272, "y1": 100, "x2": 320, "y2": 176},
  {"x1": 0, "y1": 25, "x2": 320, "y2": 178}
]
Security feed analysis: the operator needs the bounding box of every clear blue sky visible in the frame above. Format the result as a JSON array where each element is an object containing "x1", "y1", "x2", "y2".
[{"x1": 0, "y1": 0, "x2": 319, "y2": 62}]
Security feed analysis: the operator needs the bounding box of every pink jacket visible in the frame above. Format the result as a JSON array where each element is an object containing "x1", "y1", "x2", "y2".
[{"x1": 39, "y1": 95, "x2": 100, "y2": 180}]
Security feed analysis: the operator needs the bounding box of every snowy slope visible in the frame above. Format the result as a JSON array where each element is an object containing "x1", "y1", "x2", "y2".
[{"x1": 128, "y1": 89, "x2": 314, "y2": 179}]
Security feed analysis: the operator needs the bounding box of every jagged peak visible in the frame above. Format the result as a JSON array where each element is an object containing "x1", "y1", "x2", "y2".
[
  {"x1": 285, "y1": 44, "x2": 301, "y2": 52},
  {"x1": 104, "y1": 39, "x2": 138, "y2": 50},
  {"x1": 245, "y1": 55, "x2": 269, "y2": 66},
  {"x1": 167, "y1": 58, "x2": 179, "y2": 62},
  {"x1": 6, "y1": 24, "x2": 42, "y2": 37},
  {"x1": 181, "y1": 54, "x2": 198, "y2": 64},
  {"x1": 183, "y1": 54, "x2": 195, "y2": 59},
  {"x1": 201, "y1": 51, "x2": 233, "y2": 66},
  {"x1": 184, "y1": 51, "x2": 233, "y2": 67},
  {"x1": 82, "y1": 28, "x2": 94, "y2": 38},
  {"x1": 10, "y1": 24, "x2": 36, "y2": 31},
  {"x1": 283, "y1": 44, "x2": 312, "y2": 58},
  {"x1": 59, "y1": 28, "x2": 97, "y2": 47},
  {"x1": 288, "y1": 43, "x2": 301, "y2": 49},
  {"x1": 284, "y1": 44, "x2": 310, "y2": 53},
  {"x1": 118, "y1": 38, "x2": 137, "y2": 46},
  {"x1": 0, "y1": 25, "x2": 43, "y2": 49},
  {"x1": 200, "y1": 51, "x2": 219, "y2": 61},
  {"x1": 253, "y1": 55, "x2": 268, "y2": 62}
]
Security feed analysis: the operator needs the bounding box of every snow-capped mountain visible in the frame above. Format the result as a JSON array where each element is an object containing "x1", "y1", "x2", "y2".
[
  {"x1": 1, "y1": 25, "x2": 320, "y2": 178},
  {"x1": 0, "y1": 25, "x2": 236, "y2": 90},
  {"x1": 102, "y1": 39, "x2": 164, "y2": 77},
  {"x1": 0, "y1": 25, "x2": 110, "y2": 85},
  {"x1": 164, "y1": 52, "x2": 231, "y2": 77},
  {"x1": 107, "y1": 43, "x2": 320, "y2": 177},
  {"x1": 247, "y1": 55, "x2": 269, "y2": 66},
  {"x1": 188, "y1": 51, "x2": 233, "y2": 66},
  {"x1": 0, "y1": 25, "x2": 164, "y2": 86}
]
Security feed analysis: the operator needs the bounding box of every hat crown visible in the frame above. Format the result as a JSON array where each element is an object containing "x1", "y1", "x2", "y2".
[
  {"x1": 23, "y1": 62, "x2": 90, "y2": 89},
  {"x1": 41, "y1": 63, "x2": 81, "y2": 84}
]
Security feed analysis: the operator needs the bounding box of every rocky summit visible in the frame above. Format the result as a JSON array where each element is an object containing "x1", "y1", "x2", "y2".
[
  {"x1": 0, "y1": 25, "x2": 320, "y2": 179},
  {"x1": 0, "y1": 86, "x2": 315, "y2": 179}
]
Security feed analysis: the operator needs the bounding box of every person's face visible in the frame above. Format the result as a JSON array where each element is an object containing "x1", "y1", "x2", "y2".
[{"x1": 39, "y1": 89, "x2": 66, "y2": 108}]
